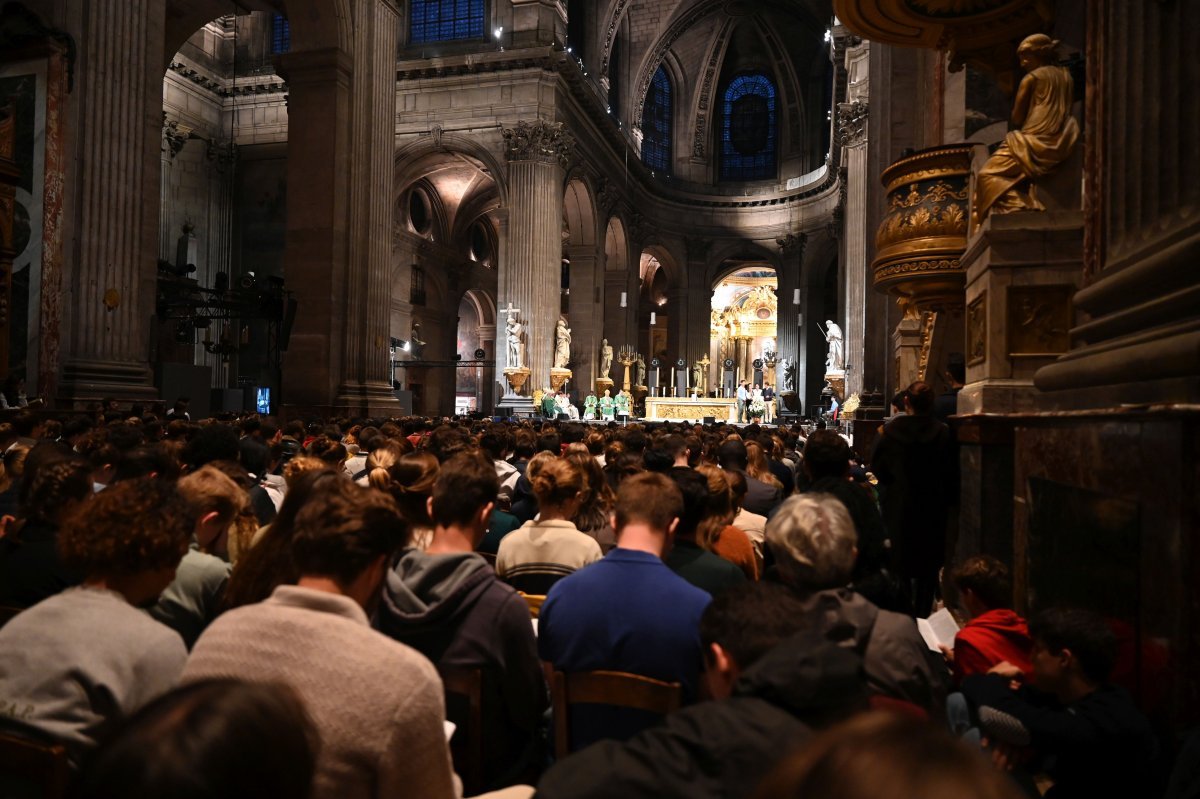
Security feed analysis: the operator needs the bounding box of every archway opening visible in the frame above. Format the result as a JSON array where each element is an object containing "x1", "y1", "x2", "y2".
[{"x1": 711, "y1": 262, "x2": 778, "y2": 391}]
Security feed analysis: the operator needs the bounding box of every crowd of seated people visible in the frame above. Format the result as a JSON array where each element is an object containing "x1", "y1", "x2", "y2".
[{"x1": 0, "y1": 390, "x2": 1184, "y2": 798}]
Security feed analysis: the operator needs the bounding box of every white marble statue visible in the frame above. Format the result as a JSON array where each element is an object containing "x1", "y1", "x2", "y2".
[
  {"x1": 506, "y1": 313, "x2": 525, "y2": 369},
  {"x1": 822, "y1": 320, "x2": 845, "y2": 372},
  {"x1": 599, "y1": 338, "x2": 613, "y2": 379},
  {"x1": 554, "y1": 319, "x2": 572, "y2": 369}
]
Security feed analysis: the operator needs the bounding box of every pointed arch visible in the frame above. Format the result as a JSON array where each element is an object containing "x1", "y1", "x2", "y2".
[{"x1": 641, "y1": 66, "x2": 673, "y2": 173}]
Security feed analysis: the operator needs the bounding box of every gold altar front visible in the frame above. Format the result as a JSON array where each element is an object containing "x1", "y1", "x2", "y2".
[{"x1": 644, "y1": 396, "x2": 738, "y2": 422}]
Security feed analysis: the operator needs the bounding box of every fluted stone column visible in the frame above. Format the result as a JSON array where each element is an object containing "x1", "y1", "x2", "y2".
[
  {"x1": 59, "y1": 0, "x2": 165, "y2": 405},
  {"x1": 335, "y1": 0, "x2": 402, "y2": 412},
  {"x1": 842, "y1": 123, "x2": 870, "y2": 397},
  {"x1": 500, "y1": 120, "x2": 574, "y2": 394}
]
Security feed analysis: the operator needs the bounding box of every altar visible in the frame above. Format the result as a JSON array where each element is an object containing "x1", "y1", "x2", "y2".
[{"x1": 643, "y1": 396, "x2": 738, "y2": 422}]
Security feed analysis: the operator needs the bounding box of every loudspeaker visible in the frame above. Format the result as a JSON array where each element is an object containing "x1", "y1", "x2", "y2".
[{"x1": 703, "y1": 416, "x2": 715, "y2": 425}]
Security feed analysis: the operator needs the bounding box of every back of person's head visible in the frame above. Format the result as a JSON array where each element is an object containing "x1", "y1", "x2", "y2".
[
  {"x1": 641, "y1": 441, "x2": 675, "y2": 473},
  {"x1": 178, "y1": 465, "x2": 249, "y2": 525},
  {"x1": 427, "y1": 424, "x2": 472, "y2": 463},
  {"x1": 430, "y1": 452, "x2": 499, "y2": 528},
  {"x1": 223, "y1": 469, "x2": 340, "y2": 610},
  {"x1": 694, "y1": 463, "x2": 736, "y2": 548},
  {"x1": 584, "y1": 431, "x2": 605, "y2": 456},
  {"x1": 535, "y1": 431, "x2": 561, "y2": 455},
  {"x1": 802, "y1": 430, "x2": 853, "y2": 481},
  {"x1": 949, "y1": 555, "x2": 1013, "y2": 611},
  {"x1": 0, "y1": 443, "x2": 31, "y2": 494},
  {"x1": 366, "y1": 440, "x2": 409, "y2": 490},
  {"x1": 10, "y1": 410, "x2": 38, "y2": 438},
  {"x1": 112, "y1": 444, "x2": 182, "y2": 483},
  {"x1": 665, "y1": 467, "x2": 708, "y2": 540},
  {"x1": 904, "y1": 381, "x2": 935, "y2": 415},
  {"x1": 716, "y1": 438, "x2": 749, "y2": 471},
  {"x1": 77, "y1": 680, "x2": 316, "y2": 799},
  {"x1": 182, "y1": 424, "x2": 240, "y2": 470},
  {"x1": 700, "y1": 582, "x2": 812, "y2": 672},
  {"x1": 58, "y1": 478, "x2": 193, "y2": 581},
  {"x1": 479, "y1": 430, "x2": 507, "y2": 461},
  {"x1": 889, "y1": 392, "x2": 906, "y2": 414},
  {"x1": 753, "y1": 712, "x2": 1026, "y2": 799},
  {"x1": 613, "y1": 471, "x2": 683, "y2": 536},
  {"x1": 381, "y1": 450, "x2": 438, "y2": 528},
  {"x1": 513, "y1": 430, "x2": 536, "y2": 460},
  {"x1": 529, "y1": 455, "x2": 583, "y2": 508},
  {"x1": 1029, "y1": 607, "x2": 1117, "y2": 685},
  {"x1": 283, "y1": 454, "x2": 330, "y2": 487},
  {"x1": 766, "y1": 494, "x2": 857, "y2": 591},
  {"x1": 238, "y1": 437, "x2": 270, "y2": 478},
  {"x1": 290, "y1": 476, "x2": 407, "y2": 586},
  {"x1": 622, "y1": 428, "x2": 647, "y2": 455},
  {"x1": 18, "y1": 454, "x2": 91, "y2": 527},
  {"x1": 726, "y1": 468, "x2": 749, "y2": 512}
]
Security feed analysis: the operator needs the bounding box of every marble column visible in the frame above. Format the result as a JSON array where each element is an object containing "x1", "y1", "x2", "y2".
[
  {"x1": 500, "y1": 120, "x2": 574, "y2": 394},
  {"x1": 477, "y1": 323, "x2": 496, "y2": 411},
  {"x1": 840, "y1": 40, "x2": 871, "y2": 397},
  {"x1": 335, "y1": 0, "x2": 402, "y2": 413},
  {"x1": 58, "y1": 0, "x2": 165, "y2": 405}
]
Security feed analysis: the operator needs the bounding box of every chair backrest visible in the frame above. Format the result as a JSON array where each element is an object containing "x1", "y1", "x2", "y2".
[
  {"x1": 0, "y1": 732, "x2": 70, "y2": 799},
  {"x1": 0, "y1": 605, "x2": 24, "y2": 630},
  {"x1": 551, "y1": 670, "x2": 682, "y2": 758},
  {"x1": 518, "y1": 592, "x2": 546, "y2": 618},
  {"x1": 438, "y1": 666, "x2": 484, "y2": 796},
  {"x1": 504, "y1": 571, "x2": 566, "y2": 595},
  {"x1": 477, "y1": 551, "x2": 497, "y2": 568}
]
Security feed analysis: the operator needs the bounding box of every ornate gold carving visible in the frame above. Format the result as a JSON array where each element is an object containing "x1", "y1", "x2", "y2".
[
  {"x1": 967, "y1": 292, "x2": 987, "y2": 365},
  {"x1": 917, "y1": 311, "x2": 938, "y2": 382},
  {"x1": 836, "y1": 101, "x2": 869, "y2": 146},
  {"x1": 502, "y1": 120, "x2": 575, "y2": 168},
  {"x1": 1006, "y1": 285, "x2": 1072, "y2": 356},
  {"x1": 874, "y1": 259, "x2": 961, "y2": 281},
  {"x1": 645, "y1": 398, "x2": 736, "y2": 421}
]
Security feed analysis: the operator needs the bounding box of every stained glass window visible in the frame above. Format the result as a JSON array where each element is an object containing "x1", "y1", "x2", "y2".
[
  {"x1": 271, "y1": 14, "x2": 290, "y2": 55},
  {"x1": 410, "y1": 0, "x2": 486, "y2": 44},
  {"x1": 641, "y1": 66, "x2": 671, "y2": 173},
  {"x1": 721, "y1": 72, "x2": 777, "y2": 182}
]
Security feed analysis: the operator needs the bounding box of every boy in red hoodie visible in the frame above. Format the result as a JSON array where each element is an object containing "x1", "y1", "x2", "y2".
[{"x1": 945, "y1": 556, "x2": 1032, "y2": 684}]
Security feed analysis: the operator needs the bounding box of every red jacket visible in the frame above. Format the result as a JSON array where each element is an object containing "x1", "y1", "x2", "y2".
[{"x1": 952, "y1": 608, "x2": 1032, "y2": 684}]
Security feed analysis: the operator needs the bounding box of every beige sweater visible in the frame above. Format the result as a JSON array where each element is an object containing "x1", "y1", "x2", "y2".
[
  {"x1": 184, "y1": 586, "x2": 458, "y2": 799},
  {"x1": 495, "y1": 519, "x2": 602, "y2": 582}
]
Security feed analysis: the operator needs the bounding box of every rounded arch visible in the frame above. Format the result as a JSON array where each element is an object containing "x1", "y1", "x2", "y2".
[
  {"x1": 394, "y1": 134, "x2": 509, "y2": 207},
  {"x1": 603, "y1": 214, "x2": 629, "y2": 273},
  {"x1": 461, "y1": 287, "x2": 497, "y2": 328},
  {"x1": 640, "y1": 243, "x2": 682, "y2": 287},
  {"x1": 707, "y1": 240, "x2": 782, "y2": 286},
  {"x1": 563, "y1": 176, "x2": 599, "y2": 249}
]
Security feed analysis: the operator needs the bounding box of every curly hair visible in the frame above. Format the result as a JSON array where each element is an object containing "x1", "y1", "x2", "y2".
[
  {"x1": 290, "y1": 477, "x2": 408, "y2": 586},
  {"x1": 58, "y1": 478, "x2": 194, "y2": 578},
  {"x1": 19, "y1": 455, "x2": 92, "y2": 527}
]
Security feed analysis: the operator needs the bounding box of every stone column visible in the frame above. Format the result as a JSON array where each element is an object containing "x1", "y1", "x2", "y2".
[
  {"x1": 477, "y1": 323, "x2": 496, "y2": 411},
  {"x1": 500, "y1": 120, "x2": 574, "y2": 394},
  {"x1": 566, "y1": 246, "x2": 599, "y2": 391},
  {"x1": 58, "y1": 0, "x2": 165, "y2": 405},
  {"x1": 276, "y1": 47, "x2": 353, "y2": 412},
  {"x1": 775, "y1": 232, "x2": 806, "y2": 378},
  {"x1": 839, "y1": 40, "x2": 871, "y2": 397},
  {"x1": 335, "y1": 0, "x2": 402, "y2": 413}
]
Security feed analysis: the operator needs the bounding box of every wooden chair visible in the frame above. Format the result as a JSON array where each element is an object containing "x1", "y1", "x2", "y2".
[
  {"x1": 550, "y1": 670, "x2": 682, "y2": 757},
  {"x1": 0, "y1": 605, "x2": 24, "y2": 630},
  {"x1": 518, "y1": 592, "x2": 546, "y2": 618},
  {"x1": 439, "y1": 666, "x2": 485, "y2": 796},
  {"x1": 477, "y1": 551, "x2": 497, "y2": 569},
  {"x1": 0, "y1": 732, "x2": 70, "y2": 799}
]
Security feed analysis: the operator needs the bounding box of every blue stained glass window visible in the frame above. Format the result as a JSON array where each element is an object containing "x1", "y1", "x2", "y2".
[
  {"x1": 720, "y1": 72, "x2": 777, "y2": 182},
  {"x1": 410, "y1": 0, "x2": 486, "y2": 44},
  {"x1": 641, "y1": 66, "x2": 671, "y2": 173},
  {"x1": 271, "y1": 14, "x2": 290, "y2": 55}
]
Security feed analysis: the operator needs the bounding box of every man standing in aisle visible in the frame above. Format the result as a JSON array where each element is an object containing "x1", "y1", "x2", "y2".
[{"x1": 736, "y1": 381, "x2": 748, "y2": 424}]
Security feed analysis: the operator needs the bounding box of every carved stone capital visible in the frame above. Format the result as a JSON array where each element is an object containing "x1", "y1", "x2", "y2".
[
  {"x1": 685, "y1": 236, "x2": 712, "y2": 261},
  {"x1": 836, "y1": 100, "x2": 869, "y2": 146},
  {"x1": 776, "y1": 232, "x2": 808, "y2": 257},
  {"x1": 161, "y1": 114, "x2": 192, "y2": 159},
  {"x1": 502, "y1": 119, "x2": 575, "y2": 168}
]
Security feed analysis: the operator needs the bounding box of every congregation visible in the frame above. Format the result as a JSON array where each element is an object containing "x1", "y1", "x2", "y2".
[{"x1": 0, "y1": 384, "x2": 1182, "y2": 798}]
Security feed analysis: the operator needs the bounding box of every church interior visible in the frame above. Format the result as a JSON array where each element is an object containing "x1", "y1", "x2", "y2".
[{"x1": 1, "y1": 0, "x2": 1198, "y2": 792}]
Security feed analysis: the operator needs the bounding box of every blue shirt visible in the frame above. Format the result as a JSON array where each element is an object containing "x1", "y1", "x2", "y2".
[{"x1": 538, "y1": 548, "x2": 711, "y2": 749}]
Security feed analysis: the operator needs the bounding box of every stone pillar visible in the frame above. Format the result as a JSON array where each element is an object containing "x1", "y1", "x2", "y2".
[
  {"x1": 276, "y1": 47, "x2": 353, "y2": 412},
  {"x1": 58, "y1": 0, "x2": 165, "y2": 405},
  {"x1": 566, "y1": 246, "x2": 599, "y2": 391},
  {"x1": 335, "y1": 0, "x2": 402, "y2": 413},
  {"x1": 893, "y1": 312, "x2": 924, "y2": 388},
  {"x1": 775, "y1": 232, "x2": 806, "y2": 379},
  {"x1": 839, "y1": 40, "x2": 871, "y2": 397},
  {"x1": 477, "y1": 323, "x2": 496, "y2": 411},
  {"x1": 500, "y1": 120, "x2": 573, "y2": 394}
]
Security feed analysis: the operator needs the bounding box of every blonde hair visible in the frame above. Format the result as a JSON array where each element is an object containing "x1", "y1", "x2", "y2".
[
  {"x1": 283, "y1": 456, "x2": 328, "y2": 488},
  {"x1": 178, "y1": 465, "x2": 249, "y2": 524},
  {"x1": 745, "y1": 441, "x2": 783, "y2": 491},
  {"x1": 695, "y1": 464, "x2": 735, "y2": 551}
]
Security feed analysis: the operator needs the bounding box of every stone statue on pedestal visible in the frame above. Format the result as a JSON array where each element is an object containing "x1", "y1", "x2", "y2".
[
  {"x1": 821, "y1": 320, "x2": 844, "y2": 373},
  {"x1": 780, "y1": 357, "x2": 795, "y2": 391},
  {"x1": 599, "y1": 339, "x2": 613, "y2": 379},
  {"x1": 554, "y1": 319, "x2": 572, "y2": 369},
  {"x1": 691, "y1": 361, "x2": 704, "y2": 394},
  {"x1": 409, "y1": 323, "x2": 426, "y2": 358},
  {"x1": 505, "y1": 313, "x2": 525, "y2": 370},
  {"x1": 974, "y1": 33, "x2": 1081, "y2": 223},
  {"x1": 636, "y1": 355, "x2": 646, "y2": 387}
]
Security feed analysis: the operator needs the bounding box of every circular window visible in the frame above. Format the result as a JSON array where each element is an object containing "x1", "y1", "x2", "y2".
[
  {"x1": 409, "y1": 188, "x2": 432, "y2": 236},
  {"x1": 469, "y1": 220, "x2": 493, "y2": 266}
]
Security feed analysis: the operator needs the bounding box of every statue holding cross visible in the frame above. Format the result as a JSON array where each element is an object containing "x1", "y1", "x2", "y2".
[{"x1": 503, "y1": 303, "x2": 525, "y2": 370}]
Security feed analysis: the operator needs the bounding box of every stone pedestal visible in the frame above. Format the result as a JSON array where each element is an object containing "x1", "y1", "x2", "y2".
[
  {"x1": 893, "y1": 314, "x2": 923, "y2": 388},
  {"x1": 958, "y1": 211, "x2": 1084, "y2": 414},
  {"x1": 549, "y1": 367, "x2": 572, "y2": 394},
  {"x1": 498, "y1": 366, "x2": 534, "y2": 416},
  {"x1": 594, "y1": 376, "x2": 614, "y2": 397}
]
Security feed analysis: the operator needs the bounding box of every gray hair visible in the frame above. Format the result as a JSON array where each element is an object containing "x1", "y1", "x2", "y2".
[{"x1": 765, "y1": 494, "x2": 857, "y2": 590}]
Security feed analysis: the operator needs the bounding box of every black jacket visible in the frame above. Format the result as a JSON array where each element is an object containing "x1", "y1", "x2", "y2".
[
  {"x1": 375, "y1": 550, "x2": 547, "y2": 791},
  {"x1": 535, "y1": 629, "x2": 866, "y2": 799}
]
